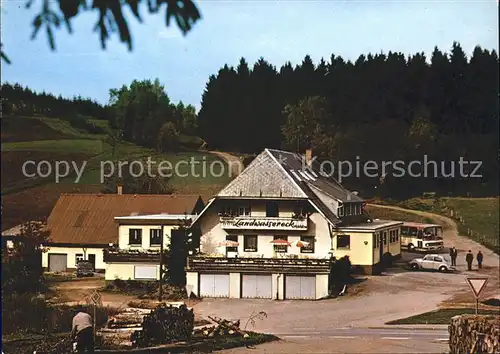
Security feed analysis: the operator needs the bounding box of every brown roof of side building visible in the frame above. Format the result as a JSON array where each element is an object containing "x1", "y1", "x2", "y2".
[{"x1": 46, "y1": 194, "x2": 205, "y2": 245}]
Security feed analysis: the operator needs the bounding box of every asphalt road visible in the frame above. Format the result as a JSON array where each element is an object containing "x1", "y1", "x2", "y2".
[{"x1": 274, "y1": 326, "x2": 449, "y2": 341}]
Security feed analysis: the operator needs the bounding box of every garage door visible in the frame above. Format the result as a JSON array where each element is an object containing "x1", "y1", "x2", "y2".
[
  {"x1": 199, "y1": 274, "x2": 229, "y2": 298},
  {"x1": 134, "y1": 265, "x2": 157, "y2": 280},
  {"x1": 285, "y1": 276, "x2": 316, "y2": 299},
  {"x1": 49, "y1": 254, "x2": 67, "y2": 272},
  {"x1": 242, "y1": 274, "x2": 272, "y2": 299}
]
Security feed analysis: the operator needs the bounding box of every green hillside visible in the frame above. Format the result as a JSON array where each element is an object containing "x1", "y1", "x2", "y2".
[{"x1": 1, "y1": 115, "x2": 230, "y2": 230}]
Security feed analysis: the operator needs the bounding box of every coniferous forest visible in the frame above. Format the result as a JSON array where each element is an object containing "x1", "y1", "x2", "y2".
[
  {"x1": 198, "y1": 42, "x2": 499, "y2": 197},
  {"x1": 1, "y1": 42, "x2": 498, "y2": 198}
]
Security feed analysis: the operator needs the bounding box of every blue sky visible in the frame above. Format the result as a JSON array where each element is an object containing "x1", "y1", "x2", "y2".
[{"x1": 1, "y1": 0, "x2": 498, "y2": 111}]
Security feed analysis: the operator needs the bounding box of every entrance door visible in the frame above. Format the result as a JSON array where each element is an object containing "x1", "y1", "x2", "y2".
[
  {"x1": 199, "y1": 274, "x2": 230, "y2": 298},
  {"x1": 49, "y1": 254, "x2": 67, "y2": 272},
  {"x1": 285, "y1": 276, "x2": 316, "y2": 299},
  {"x1": 241, "y1": 274, "x2": 272, "y2": 298},
  {"x1": 87, "y1": 254, "x2": 96, "y2": 269}
]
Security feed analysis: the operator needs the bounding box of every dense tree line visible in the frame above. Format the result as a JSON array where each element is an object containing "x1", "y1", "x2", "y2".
[
  {"x1": 1, "y1": 82, "x2": 110, "y2": 119},
  {"x1": 108, "y1": 79, "x2": 198, "y2": 151},
  {"x1": 198, "y1": 42, "x2": 499, "y2": 197}
]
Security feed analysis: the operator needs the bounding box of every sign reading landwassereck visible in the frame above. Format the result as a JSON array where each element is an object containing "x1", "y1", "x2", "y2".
[{"x1": 220, "y1": 217, "x2": 308, "y2": 230}]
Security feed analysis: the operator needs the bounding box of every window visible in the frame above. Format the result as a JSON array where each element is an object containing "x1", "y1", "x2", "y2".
[
  {"x1": 129, "y1": 229, "x2": 142, "y2": 245},
  {"x1": 373, "y1": 234, "x2": 377, "y2": 249},
  {"x1": 423, "y1": 255, "x2": 432, "y2": 261},
  {"x1": 389, "y1": 230, "x2": 394, "y2": 243},
  {"x1": 75, "y1": 253, "x2": 84, "y2": 263},
  {"x1": 293, "y1": 204, "x2": 306, "y2": 217},
  {"x1": 395, "y1": 230, "x2": 399, "y2": 242},
  {"x1": 150, "y1": 229, "x2": 162, "y2": 246},
  {"x1": 226, "y1": 235, "x2": 238, "y2": 253},
  {"x1": 221, "y1": 206, "x2": 235, "y2": 216},
  {"x1": 243, "y1": 235, "x2": 258, "y2": 252},
  {"x1": 266, "y1": 202, "x2": 279, "y2": 217},
  {"x1": 300, "y1": 236, "x2": 315, "y2": 253},
  {"x1": 337, "y1": 205, "x2": 344, "y2": 217},
  {"x1": 345, "y1": 204, "x2": 352, "y2": 216},
  {"x1": 434, "y1": 257, "x2": 443, "y2": 262},
  {"x1": 273, "y1": 236, "x2": 288, "y2": 253},
  {"x1": 238, "y1": 206, "x2": 251, "y2": 216},
  {"x1": 337, "y1": 235, "x2": 350, "y2": 249},
  {"x1": 382, "y1": 232, "x2": 387, "y2": 245}
]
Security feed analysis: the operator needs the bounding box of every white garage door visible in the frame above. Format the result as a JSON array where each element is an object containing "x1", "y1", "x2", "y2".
[
  {"x1": 199, "y1": 274, "x2": 229, "y2": 298},
  {"x1": 49, "y1": 254, "x2": 67, "y2": 272},
  {"x1": 134, "y1": 265, "x2": 157, "y2": 280},
  {"x1": 242, "y1": 274, "x2": 272, "y2": 299},
  {"x1": 285, "y1": 276, "x2": 316, "y2": 299}
]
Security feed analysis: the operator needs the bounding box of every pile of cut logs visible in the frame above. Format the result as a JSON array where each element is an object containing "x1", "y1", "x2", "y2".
[
  {"x1": 449, "y1": 314, "x2": 499, "y2": 354},
  {"x1": 195, "y1": 316, "x2": 249, "y2": 338}
]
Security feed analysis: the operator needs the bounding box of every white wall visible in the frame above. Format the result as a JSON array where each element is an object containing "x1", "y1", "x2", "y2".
[
  {"x1": 199, "y1": 200, "x2": 332, "y2": 259},
  {"x1": 105, "y1": 263, "x2": 160, "y2": 281},
  {"x1": 185, "y1": 271, "x2": 327, "y2": 300},
  {"x1": 118, "y1": 224, "x2": 178, "y2": 250},
  {"x1": 42, "y1": 246, "x2": 105, "y2": 270}
]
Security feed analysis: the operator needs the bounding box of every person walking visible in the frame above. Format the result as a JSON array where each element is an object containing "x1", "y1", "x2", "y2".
[
  {"x1": 465, "y1": 250, "x2": 474, "y2": 271},
  {"x1": 476, "y1": 251, "x2": 483, "y2": 269},
  {"x1": 71, "y1": 307, "x2": 94, "y2": 353}
]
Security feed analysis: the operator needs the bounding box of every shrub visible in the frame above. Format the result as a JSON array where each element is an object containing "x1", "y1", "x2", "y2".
[
  {"x1": 131, "y1": 303, "x2": 194, "y2": 347},
  {"x1": 1, "y1": 294, "x2": 118, "y2": 334}
]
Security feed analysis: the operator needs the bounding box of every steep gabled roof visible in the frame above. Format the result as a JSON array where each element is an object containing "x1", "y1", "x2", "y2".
[
  {"x1": 46, "y1": 194, "x2": 204, "y2": 245},
  {"x1": 265, "y1": 149, "x2": 363, "y2": 203},
  {"x1": 205, "y1": 148, "x2": 364, "y2": 227},
  {"x1": 217, "y1": 149, "x2": 307, "y2": 199}
]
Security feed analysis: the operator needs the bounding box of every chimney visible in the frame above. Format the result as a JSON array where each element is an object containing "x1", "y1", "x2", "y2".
[
  {"x1": 117, "y1": 185, "x2": 123, "y2": 195},
  {"x1": 305, "y1": 149, "x2": 313, "y2": 166}
]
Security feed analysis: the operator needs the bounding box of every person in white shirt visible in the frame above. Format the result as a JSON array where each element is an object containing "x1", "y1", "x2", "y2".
[{"x1": 71, "y1": 307, "x2": 94, "y2": 352}]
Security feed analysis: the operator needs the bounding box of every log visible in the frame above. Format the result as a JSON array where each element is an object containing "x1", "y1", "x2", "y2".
[
  {"x1": 449, "y1": 315, "x2": 499, "y2": 354},
  {"x1": 208, "y1": 316, "x2": 246, "y2": 335}
]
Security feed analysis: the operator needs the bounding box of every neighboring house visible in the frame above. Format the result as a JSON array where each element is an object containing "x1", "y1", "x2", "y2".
[
  {"x1": 2, "y1": 222, "x2": 45, "y2": 265},
  {"x1": 42, "y1": 191, "x2": 205, "y2": 273},
  {"x1": 186, "y1": 148, "x2": 402, "y2": 300},
  {"x1": 104, "y1": 213, "x2": 197, "y2": 282}
]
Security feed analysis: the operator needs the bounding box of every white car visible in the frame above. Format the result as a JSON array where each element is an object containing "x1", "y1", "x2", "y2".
[{"x1": 409, "y1": 254, "x2": 455, "y2": 272}]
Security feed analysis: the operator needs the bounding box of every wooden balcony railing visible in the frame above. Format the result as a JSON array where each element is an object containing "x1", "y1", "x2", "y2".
[
  {"x1": 187, "y1": 256, "x2": 330, "y2": 274},
  {"x1": 103, "y1": 249, "x2": 169, "y2": 263}
]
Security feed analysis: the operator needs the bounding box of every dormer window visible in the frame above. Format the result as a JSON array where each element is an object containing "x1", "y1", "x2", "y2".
[{"x1": 337, "y1": 205, "x2": 344, "y2": 217}]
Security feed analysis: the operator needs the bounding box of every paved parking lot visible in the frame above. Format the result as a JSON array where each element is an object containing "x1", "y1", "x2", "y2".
[{"x1": 195, "y1": 207, "x2": 499, "y2": 353}]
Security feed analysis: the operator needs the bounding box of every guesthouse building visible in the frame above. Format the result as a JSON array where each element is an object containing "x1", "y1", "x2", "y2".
[{"x1": 186, "y1": 148, "x2": 402, "y2": 300}]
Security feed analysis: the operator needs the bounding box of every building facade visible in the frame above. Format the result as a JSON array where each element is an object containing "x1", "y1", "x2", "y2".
[
  {"x1": 186, "y1": 148, "x2": 402, "y2": 300},
  {"x1": 42, "y1": 192, "x2": 204, "y2": 273},
  {"x1": 104, "y1": 214, "x2": 195, "y2": 281}
]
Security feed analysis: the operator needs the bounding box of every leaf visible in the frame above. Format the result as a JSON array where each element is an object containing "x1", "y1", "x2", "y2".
[
  {"x1": 46, "y1": 25, "x2": 55, "y2": 50},
  {"x1": 127, "y1": 0, "x2": 142, "y2": 21},
  {"x1": 1, "y1": 48, "x2": 11, "y2": 64},
  {"x1": 30, "y1": 14, "x2": 43, "y2": 39}
]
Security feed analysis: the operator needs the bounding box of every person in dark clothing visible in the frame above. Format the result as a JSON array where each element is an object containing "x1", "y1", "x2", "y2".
[
  {"x1": 71, "y1": 307, "x2": 94, "y2": 353},
  {"x1": 449, "y1": 247, "x2": 457, "y2": 266},
  {"x1": 476, "y1": 251, "x2": 483, "y2": 269},
  {"x1": 465, "y1": 250, "x2": 474, "y2": 271}
]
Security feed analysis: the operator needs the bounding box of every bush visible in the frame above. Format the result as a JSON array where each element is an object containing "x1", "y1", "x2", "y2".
[
  {"x1": 1, "y1": 293, "x2": 118, "y2": 334},
  {"x1": 131, "y1": 303, "x2": 194, "y2": 347},
  {"x1": 66, "y1": 113, "x2": 106, "y2": 134}
]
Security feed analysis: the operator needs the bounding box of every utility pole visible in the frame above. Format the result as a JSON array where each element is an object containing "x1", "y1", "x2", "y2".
[{"x1": 159, "y1": 223, "x2": 164, "y2": 302}]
